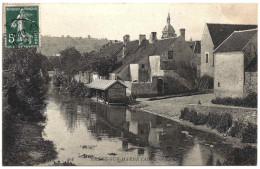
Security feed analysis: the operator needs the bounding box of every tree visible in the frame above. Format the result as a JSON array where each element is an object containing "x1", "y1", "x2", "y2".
[{"x1": 60, "y1": 47, "x2": 82, "y2": 80}]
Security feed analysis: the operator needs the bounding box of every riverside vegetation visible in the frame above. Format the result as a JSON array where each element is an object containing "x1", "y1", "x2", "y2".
[
  {"x1": 2, "y1": 47, "x2": 57, "y2": 165},
  {"x1": 179, "y1": 107, "x2": 257, "y2": 143}
]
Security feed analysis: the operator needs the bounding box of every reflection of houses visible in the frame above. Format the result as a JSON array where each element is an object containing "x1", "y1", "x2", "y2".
[
  {"x1": 200, "y1": 23, "x2": 257, "y2": 78},
  {"x1": 87, "y1": 79, "x2": 127, "y2": 104},
  {"x1": 213, "y1": 29, "x2": 257, "y2": 98},
  {"x1": 107, "y1": 14, "x2": 199, "y2": 96}
]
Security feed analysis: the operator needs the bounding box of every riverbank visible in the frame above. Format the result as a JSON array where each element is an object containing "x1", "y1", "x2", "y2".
[
  {"x1": 129, "y1": 94, "x2": 257, "y2": 149},
  {"x1": 3, "y1": 118, "x2": 57, "y2": 166}
]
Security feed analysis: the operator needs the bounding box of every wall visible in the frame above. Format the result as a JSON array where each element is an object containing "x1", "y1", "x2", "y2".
[
  {"x1": 149, "y1": 55, "x2": 164, "y2": 80},
  {"x1": 214, "y1": 52, "x2": 244, "y2": 98},
  {"x1": 201, "y1": 24, "x2": 215, "y2": 78},
  {"x1": 160, "y1": 37, "x2": 198, "y2": 87},
  {"x1": 137, "y1": 55, "x2": 151, "y2": 82},
  {"x1": 109, "y1": 73, "x2": 117, "y2": 80},
  {"x1": 124, "y1": 81, "x2": 132, "y2": 95},
  {"x1": 244, "y1": 35, "x2": 257, "y2": 68},
  {"x1": 244, "y1": 72, "x2": 257, "y2": 96},
  {"x1": 108, "y1": 83, "x2": 126, "y2": 103},
  {"x1": 130, "y1": 64, "x2": 139, "y2": 81},
  {"x1": 131, "y1": 82, "x2": 157, "y2": 96},
  {"x1": 187, "y1": 104, "x2": 257, "y2": 124}
]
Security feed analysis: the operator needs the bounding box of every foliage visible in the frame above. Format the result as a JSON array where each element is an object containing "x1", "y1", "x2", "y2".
[
  {"x1": 3, "y1": 47, "x2": 52, "y2": 165},
  {"x1": 224, "y1": 146, "x2": 257, "y2": 165},
  {"x1": 198, "y1": 75, "x2": 214, "y2": 89},
  {"x1": 53, "y1": 74, "x2": 68, "y2": 87},
  {"x1": 242, "y1": 122, "x2": 257, "y2": 143},
  {"x1": 66, "y1": 82, "x2": 91, "y2": 98},
  {"x1": 180, "y1": 108, "x2": 232, "y2": 133},
  {"x1": 60, "y1": 47, "x2": 82, "y2": 76},
  {"x1": 211, "y1": 92, "x2": 257, "y2": 108}
]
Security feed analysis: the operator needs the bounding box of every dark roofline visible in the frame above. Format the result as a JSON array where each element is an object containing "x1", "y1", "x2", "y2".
[
  {"x1": 213, "y1": 29, "x2": 257, "y2": 53},
  {"x1": 206, "y1": 23, "x2": 258, "y2": 48}
]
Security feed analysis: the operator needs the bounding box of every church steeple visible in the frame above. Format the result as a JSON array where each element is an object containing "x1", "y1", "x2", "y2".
[
  {"x1": 167, "y1": 12, "x2": 170, "y2": 24},
  {"x1": 162, "y1": 12, "x2": 177, "y2": 39}
]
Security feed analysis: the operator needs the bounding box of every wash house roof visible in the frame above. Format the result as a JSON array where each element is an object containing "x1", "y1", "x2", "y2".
[
  {"x1": 206, "y1": 23, "x2": 257, "y2": 48},
  {"x1": 214, "y1": 29, "x2": 257, "y2": 53},
  {"x1": 86, "y1": 79, "x2": 127, "y2": 90}
]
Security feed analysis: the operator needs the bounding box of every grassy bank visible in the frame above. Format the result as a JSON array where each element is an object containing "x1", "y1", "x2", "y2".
[
  {"x1": 180, "y1": 107, "x2": 257, "y2": 143},
  {"x1": 3, "y1": 118, "x2": 57, "y2": 166}
]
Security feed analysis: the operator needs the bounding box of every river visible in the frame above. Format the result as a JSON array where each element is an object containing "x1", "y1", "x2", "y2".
[{"x1": 40, "y1": 83, "x2": 248, "y2": 166}]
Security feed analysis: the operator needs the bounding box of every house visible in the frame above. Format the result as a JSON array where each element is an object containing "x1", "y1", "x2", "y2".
[
  {"x1": 213, "y1": 29, "x2": 257, "y2": 98},
  {"x1": 109, "y1": 30, "x2": 198, "y2": 96},
  {"x1": 201, "y1": 23, "x2": 257, "y2": 79},
  {"x1": 87, "y1": 79, "x2": 127, "y2": 104},
  {"x1": 187, "y1": 40, "x2": 201, "y2": 77},
  {"x1": 105, "y1": 14, "x2": 200, "y2": 96}
]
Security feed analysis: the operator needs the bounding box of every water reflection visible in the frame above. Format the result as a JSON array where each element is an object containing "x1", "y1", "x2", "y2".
[{"x1": 42, "y1": 85, "x2": 227, "y2": 166}]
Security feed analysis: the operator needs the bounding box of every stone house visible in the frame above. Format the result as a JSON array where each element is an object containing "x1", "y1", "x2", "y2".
[
  {"x1": 201, "y1": 23, "x2": 257, "y2": 78},
  {"x1": 109, "y1": 30, "x2": 198, "y2": 96},
  {"x1": 213, "y1": 29, "x2": 257, "y2": 98}
]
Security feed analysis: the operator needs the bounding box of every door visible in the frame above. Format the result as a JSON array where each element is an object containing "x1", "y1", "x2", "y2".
[{"x1": 157, "y1": 79, "x2": 164, "y2": 94}]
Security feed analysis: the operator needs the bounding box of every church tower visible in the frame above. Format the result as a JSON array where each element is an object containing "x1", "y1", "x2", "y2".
[{"x1": 162, "y1": 13, "x2": 177, "y2": 39}]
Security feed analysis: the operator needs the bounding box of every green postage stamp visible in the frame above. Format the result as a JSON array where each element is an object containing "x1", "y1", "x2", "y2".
[{"x1": 4, "y1": 4, "x2": 39, "y2": 47}]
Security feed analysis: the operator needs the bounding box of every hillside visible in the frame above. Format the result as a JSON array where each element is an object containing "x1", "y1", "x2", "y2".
[{"x1": 37, "y1": 36, "x2": 110, "y2": 56}]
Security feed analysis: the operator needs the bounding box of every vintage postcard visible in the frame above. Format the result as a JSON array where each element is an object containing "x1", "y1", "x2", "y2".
[{"x1": 1, "y1": 2, "x2": 258, "y2": 166}]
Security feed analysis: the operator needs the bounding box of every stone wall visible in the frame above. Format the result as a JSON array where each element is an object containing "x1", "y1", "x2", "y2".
[
  {"x1": 201, "y1": 25, "x2": 215, "y2": 78},
  {"x1": 244, "y1": 72, "x2": 257, "y2": 96},
  {"x1": 187, "y1": 104, "x2": 257, "y2": 124},
  {"x1": 131, "y1": 82, "x2": 157, "y2": 96},
  {"x1": 214, "y1": 52, "x2": 244, "y2": 98}
]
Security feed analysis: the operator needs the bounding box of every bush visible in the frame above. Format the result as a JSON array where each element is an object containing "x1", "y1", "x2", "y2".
[
  {"x1": 216, "y1": 113, "x2": 232, "y2": 133},
  {"x1": 211, "y1": 92, "x2": 257, "y2": 108},
  {"x1": 207, "y1": 112, "x2": 221, "y2": 129},
  {"x1": 227, "y1": 121, "x2": 245, "y2": 138},
  {"x1": 180, "y1": 107, "x2": 189, "y2": 120},
  {"x1": 196, "y1": 113, "x2": 208, "y2": 125},
  {"x1": 242, "y1": 122, "x2": 257, "y2": 143}
]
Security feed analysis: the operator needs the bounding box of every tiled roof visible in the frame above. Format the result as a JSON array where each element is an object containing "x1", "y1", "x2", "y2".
[
  {"x1": 214, "y1": 29, "x2": 257, "y2": 53},
  {"x1": 99, "y1": 42, "x2": 124, "y2": 57},
  {"x1": 112, "y1": 38, "x2": 178, "y2": 73},
  {"x1": 86, "y1": 79, "x2": 127, "y2": 90},
  {"x1": 207, "y1": 23, "x2": 257, "y2": 48}
]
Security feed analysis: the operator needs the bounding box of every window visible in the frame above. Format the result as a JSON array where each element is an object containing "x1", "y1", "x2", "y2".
[
  {"x1": 213, "y1": 54, "x2": 215, "y2": 67},
  {"x1": 141, "y1": 64, "x2": 145, "y2": 69},
  {"x1": 205, "y1": 53, "x2": 209, "y2": 63},
  {"x1": 218, "y1": 82, "x2": 220, "y2": 87},
  {"x1": 168, "y1": 51, "x2": 173, "y2": 59}
]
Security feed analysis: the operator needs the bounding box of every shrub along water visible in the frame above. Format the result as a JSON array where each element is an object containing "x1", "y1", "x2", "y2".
[
  {"x1": 179, "y1": 107, "x2": 256, "y2": 143},
  {"x1": 211, "y1": 92, "x2": 257, "y2": 108}
]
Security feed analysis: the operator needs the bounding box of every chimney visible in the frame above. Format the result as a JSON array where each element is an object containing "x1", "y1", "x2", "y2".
[
  {"x1": 122, "y1": 35, "x2": 130, "y2": 58},
  {"x1": 123, "y1": 35, "x2": 130, "y2": 44},
  {"x1": 139, "y1": 34, "x2": 146, "y2": 45},
  {"x1": 149, "y1": 32, "x2": 157, "y2": 43},
  {"x1": 180, "y1": 28, "x2": 185, "y2": 40}
]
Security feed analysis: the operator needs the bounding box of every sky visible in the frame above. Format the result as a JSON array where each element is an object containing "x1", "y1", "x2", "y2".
[{"x1": 41, "y1": 3, "x2": 258, "y2": 41}]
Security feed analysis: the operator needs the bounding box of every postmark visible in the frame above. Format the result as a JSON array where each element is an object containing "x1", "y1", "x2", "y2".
[{"x1": 4, "y1": 5, "x2": 39, "y2": 47}]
